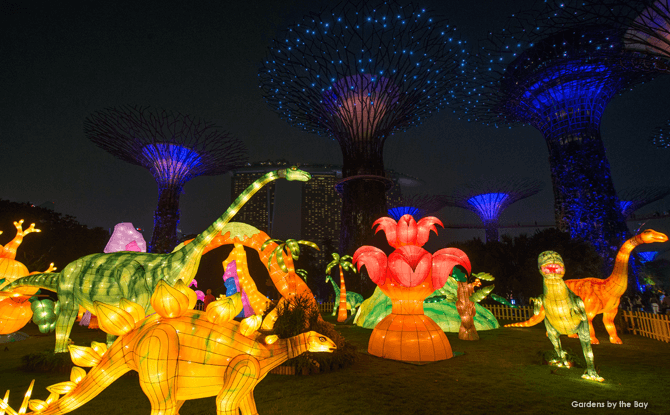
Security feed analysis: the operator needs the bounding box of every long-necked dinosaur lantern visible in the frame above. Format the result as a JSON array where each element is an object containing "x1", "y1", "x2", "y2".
[
  {"x1": 0, "y1": 167, "x2": 311, "y2": 352},
  {"x1": 353, "y1": 214, "x2": 470, "y2": 362}
]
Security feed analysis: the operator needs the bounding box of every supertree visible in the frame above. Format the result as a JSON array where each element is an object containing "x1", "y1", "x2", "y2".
[
  {"x1": 459, "y1": 4, "x2": 658, "y2": 264},
  {"x1": 259, "y1": 0, "x2": 468, "y2": 255},
  {"x1": 618, "y1": 186, "x2": 670, "y2": 217},
  {"x1": 440, "y1": 178, "x2": 543, "y2": 242},
  {"x1": 650, "y1": 118, "x2": 670, "y2": 147},
  {"x1": 551, "y1": 0, "x2": 670, "y2": 69},
  {"x1": 386, "y1": 193, "x2": 450, "y2": 221},
  {"x1": 84, "y1": 106, "x2": 248, "y2": 253}
]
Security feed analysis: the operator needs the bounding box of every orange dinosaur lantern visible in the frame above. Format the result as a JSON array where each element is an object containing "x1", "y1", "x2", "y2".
[
  {"x1": 508, "y1": 229, "x2": 667, "y2": 344},
  {"x1": 0, "y1": 220, "x2": 41, "y2": 288},
  {"x1": 354, "y1": 214, "x2": 468, "y2": 362},
  {"x1": 0, "y1": 220, "x2": 56, "y2": 334}
]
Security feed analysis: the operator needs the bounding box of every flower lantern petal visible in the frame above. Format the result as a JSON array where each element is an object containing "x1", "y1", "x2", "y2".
[
  {"x1": 353, "y1": 246, "x2": 388, "y2": 285},
  {"x1": 388, "y1": 245, "x2": 432, "y2": 287},
  {"x1": 432, "y1": 247, "x2": 472, "y2": 290},
  {"x1": 396, "y1": 215, "x2": 418, "y2": 247},
  {"x1": 373, "y1": 217, "x2": 398, "y2": 248},
  {"x1": 416, "y1": 216, "x2": 444, "y2": 247}
]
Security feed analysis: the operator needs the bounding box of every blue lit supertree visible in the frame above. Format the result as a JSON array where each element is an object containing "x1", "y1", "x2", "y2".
[
  {"x1": 84, "y1": 106, "x2": 248, "y2": 253},
  {"x1": 618, "y1": 186, "x2": 670, "y2": 218},
  {"x1": 440, "y1": 178, "x2": 543, "y2": 242},
  {"x1": 386, "y1": 193, "x2": 450, "y2": 221},
  {"x1": 460, "y1": 4, "x2": 658, "y2": 263},
  {"x1": 259, "y1": 0, "x2": 468, "y2": 255}
]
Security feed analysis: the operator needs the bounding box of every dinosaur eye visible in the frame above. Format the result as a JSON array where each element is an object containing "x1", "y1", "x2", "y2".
[{"x1": 319, "y1": 336, "x2": 326, "y2": 342}]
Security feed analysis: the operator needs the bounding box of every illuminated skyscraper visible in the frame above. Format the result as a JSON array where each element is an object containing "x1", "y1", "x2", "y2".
[{"x1": 230, "y1": 161, "x2": 420, "y2": 265}]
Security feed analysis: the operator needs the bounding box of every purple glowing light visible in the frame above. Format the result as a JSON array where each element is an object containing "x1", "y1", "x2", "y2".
[
  {"x1": 467, "y1": 193, "x2": 510, "y2": 222},
  {"x1": 141, "y1": 143, "x2": 203, "y2": 184}
]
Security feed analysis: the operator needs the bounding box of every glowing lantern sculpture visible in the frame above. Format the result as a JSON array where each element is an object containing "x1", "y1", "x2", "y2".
[
  {"x1": 0, "y1": 279, "x2": 337, "y2": 415},
  {"x1": 354, "y1": 214, "x2": 469, "y2": 362},
  {"x1": 103, "y1": 222, "x2": 147, "y2": 253},
  {"x1": 0, "y1": 220, "x2": 56, "y2": 334}
]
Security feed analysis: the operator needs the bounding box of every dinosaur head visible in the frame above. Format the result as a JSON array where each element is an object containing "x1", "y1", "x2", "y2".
[
  {"x1": 305, "y1": 331, "x2": 337, "y2": 353},
  {"x1": 639, "y1": 229, "x2": 668, "y2": 244},
  {"x1": 538, "y1": 251, "x2": 565, "y2": 279},
  {"x1": 279, "y1": 166, "x2": 311, "y2": 182}
]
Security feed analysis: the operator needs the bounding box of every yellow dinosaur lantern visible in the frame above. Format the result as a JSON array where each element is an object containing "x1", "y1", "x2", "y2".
[{"x1": 0, "y1": 279, "x2": 336, "y2": 415}]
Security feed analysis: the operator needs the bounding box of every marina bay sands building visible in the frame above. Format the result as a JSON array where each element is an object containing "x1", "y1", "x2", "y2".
[{"x1": 230, "y1": 160, "x2": 418, "y2": 264}]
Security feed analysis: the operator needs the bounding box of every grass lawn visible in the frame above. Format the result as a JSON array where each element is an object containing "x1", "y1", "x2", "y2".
[{"x1": 1, "y1": 315, "x2": 668, "y2": 414}]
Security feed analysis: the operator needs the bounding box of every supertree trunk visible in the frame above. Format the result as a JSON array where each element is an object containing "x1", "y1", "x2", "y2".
[
  {"x1": 338, "y1": 149, "x2": 388, "y2": 250},
  {"x1": 545, "y1": 132, "x2": 628, "y2": 267},
  {"x1": 339, "y1": 151, "x2": 388, "y2": 296},
  {"x1": 484, "y1": 221, "x2": 499, "y2": 243},
  {"x1": 151, "y1": 185, "x2": 181, "y2": 253}
]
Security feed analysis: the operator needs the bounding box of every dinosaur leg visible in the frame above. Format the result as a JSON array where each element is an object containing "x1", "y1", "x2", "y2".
[
  {"x1": 576, "y1": 319, "x2": 604, "y2": 382},
  {"x1": 544, "y1": 321, "x2": 569, "y2": 368},
  {"x1": 217, "y1": 355, "x2": 260, "y2": 415},
  {"x1": 238, "y1": 390, "x2": 259, "y2": 415},
  {"x1": 54, "y1": 296, "x2": 78, "y2": 353},
  {"x1": 602, "y1": 306, "x2": 622, "y2": 344},
  {"x1": 136, "y1": 325, "x2": 181, "y2": 415}
]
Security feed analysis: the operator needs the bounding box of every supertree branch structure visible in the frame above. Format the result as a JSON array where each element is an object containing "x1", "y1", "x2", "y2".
[
  {"x1": 440, "y1": 178, "x2": 543, "y2": 242},
  {"x1": 386, "y1": 193, "x2": 449, "y2": 221},
  {"x1": 650, "y1": 118, "x2": 670, "y2": 147},
  {"x1": 84, "y1": 106, "x2": 248, "y2": 253},
  {"x1": 459, "y1": 3, "x2": 657, "y2": 262},
  {"x1": 259, "y1": 0, "x2": 468, "y2": 255},
  {"x1": 618, "y1": 186, "x2": 670, "y2": 217},
  {"x1": 552, "y1": 0, "x2": 670, "y2": 68}
]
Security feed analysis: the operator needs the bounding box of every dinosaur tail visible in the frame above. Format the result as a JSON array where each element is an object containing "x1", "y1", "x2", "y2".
[
  {"x1": 504, "y1": 307, "x2": 545, "y2": 327},
  {"x1": 1, "y1": 272, "x2": 60, "y2": 293},
  {"x1": 15, "y1": 340, "x2": 131, "y2": 415}
]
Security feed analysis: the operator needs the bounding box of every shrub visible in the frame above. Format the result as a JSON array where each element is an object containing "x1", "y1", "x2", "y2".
[{"x1": 272, "y1": 294, "x2": 357, "y2": 373}]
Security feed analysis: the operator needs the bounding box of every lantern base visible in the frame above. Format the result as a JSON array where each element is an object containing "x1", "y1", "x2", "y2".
[{"x1": 368, "y1": 313, "x2": 453, "y2": 362}]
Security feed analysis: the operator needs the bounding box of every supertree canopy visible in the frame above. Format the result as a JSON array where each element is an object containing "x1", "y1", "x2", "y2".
[
  {"x1": 259, "y1": 0, "x2": 468, "y2": 255},
  {"x1": 386, "y1": 193, "x2": 450, "y2": 221},
  {"x1": 552, "y1": 0, "x2": 670, "y2": 69},
  {"x1": 618, "y1": 186, "x2": 670, "y2": 217},
  {"x1": 440, "y1": 178, "x2": 543, "y2": 242},
  {"x1": 460, "y1": 3, "x2": 658, "y2": 262},
  {"x1": 84, "y1": 106, "x2": 248, "y2": 253}
]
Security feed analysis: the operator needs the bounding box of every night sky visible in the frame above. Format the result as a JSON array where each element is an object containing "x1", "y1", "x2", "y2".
[{"x1": 2, "y1": 0, "x2": 669, "y2": 256}]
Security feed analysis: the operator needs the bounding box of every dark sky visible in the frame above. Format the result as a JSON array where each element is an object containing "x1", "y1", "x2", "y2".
[{"x1": 2, "y1": 0, "x2": 669, "y2": 255}]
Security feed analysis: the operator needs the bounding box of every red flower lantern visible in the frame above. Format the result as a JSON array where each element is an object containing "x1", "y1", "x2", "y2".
[{"x1": 354, "y1": 215, "x2": 471, "y2": 362}]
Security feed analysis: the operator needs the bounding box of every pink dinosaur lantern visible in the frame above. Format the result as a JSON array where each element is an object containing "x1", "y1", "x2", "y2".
[{"x1": 104, "y1": 223, "x2": 147, "y2": 253}]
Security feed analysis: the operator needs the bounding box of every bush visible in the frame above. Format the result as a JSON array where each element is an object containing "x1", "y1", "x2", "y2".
[
  {"x1": 271, "y1": 294, "x2": 358, "y2": 373},
  {"x1": 21, "y1": 351, "x2": 74, "y2": 374}
]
